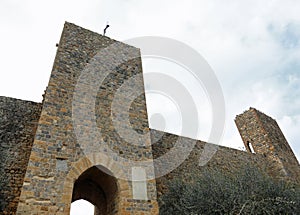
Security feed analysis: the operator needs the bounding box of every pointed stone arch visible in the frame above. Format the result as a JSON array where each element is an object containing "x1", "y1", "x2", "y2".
[{"x1": 61, "y1": 153, "x2": 132, "y2": 214}]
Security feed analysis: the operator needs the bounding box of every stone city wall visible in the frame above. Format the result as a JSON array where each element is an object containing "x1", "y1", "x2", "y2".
[
  {"x1": 150, "y1": 129, "x2": 271, "y2": 199},
  {"x1": 1, "y1": 22, "x2": 299, "y2": 215},
  {"x1": 0, "y1": 97, "x2": 42, "y2": 214}
]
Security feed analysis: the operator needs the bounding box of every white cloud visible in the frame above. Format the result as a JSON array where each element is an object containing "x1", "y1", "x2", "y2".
[{"x1": 279, "y1": 115, "x2": 300, "y2": 160}]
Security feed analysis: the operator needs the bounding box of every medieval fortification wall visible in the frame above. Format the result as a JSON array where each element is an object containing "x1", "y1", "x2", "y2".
[
  {"x1": 0, "y1": 22, "x2": 299, "y2": 215},
  {"x1": 0, "y1": 97, "x2": 42, "y2": 214}
]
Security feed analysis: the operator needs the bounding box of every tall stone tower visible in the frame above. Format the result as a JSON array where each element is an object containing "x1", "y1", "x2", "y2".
[
  {"x1": 14, "y1": 22, "x2": 158, "y2": 214},
  {"x1": 2, "y1": 21, "x2": 300, "y2": 215},
  {"x1": 235, "y1": 107, "x2": 300, "y2": 181}
]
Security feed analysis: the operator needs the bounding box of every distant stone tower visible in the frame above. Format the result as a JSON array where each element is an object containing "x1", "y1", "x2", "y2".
[
  {"x1": 1, "y1": 22, "x2": 300, "y2": 215},
  {"x1": 235, "y1": 107, "x2": 300, "y2": 181}
]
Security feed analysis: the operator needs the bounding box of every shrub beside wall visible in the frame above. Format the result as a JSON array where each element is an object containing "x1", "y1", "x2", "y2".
[{"x1": 159, "y1": 165, "x2": 300, "y2": 215}]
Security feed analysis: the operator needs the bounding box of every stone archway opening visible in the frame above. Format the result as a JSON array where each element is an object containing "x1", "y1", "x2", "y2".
[{"x1": 71, "y1": 165, "x2": 119, "y2": 215}]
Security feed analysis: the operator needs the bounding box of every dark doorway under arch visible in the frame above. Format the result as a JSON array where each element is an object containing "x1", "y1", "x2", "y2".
[{"x1": 71, "y1": 166, "x2": 119, "y2": 215}]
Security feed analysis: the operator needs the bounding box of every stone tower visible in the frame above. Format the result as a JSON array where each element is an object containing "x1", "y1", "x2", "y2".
[
  {"x1": 235, "y1": 107, "x2": 300, "y2": 181},
  {"x1": 13, "y1": 22, "x2": 158, "y2": 214},
  {"x1": 1, "y1": 22, "x2": 300, "y2": 215}
]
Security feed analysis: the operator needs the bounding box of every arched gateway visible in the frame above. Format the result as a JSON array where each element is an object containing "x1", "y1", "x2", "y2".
[
  {"x1": 1, "y1": 22, "x2": 299, "y2": 215},
  {"x1": 15, "y1": 22, "x2": 159, "y2": 214},
  {"x1": 71, "y1": 166, "x2": 117, "y2": 214},
  {"x1": 63, "y1": 154, "x2": 135, "y2": 215}
]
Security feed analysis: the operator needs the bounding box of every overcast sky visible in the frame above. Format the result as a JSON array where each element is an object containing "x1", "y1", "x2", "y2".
[{"x1": 1, "y1": 0, "x2": 300, "y2": 214}]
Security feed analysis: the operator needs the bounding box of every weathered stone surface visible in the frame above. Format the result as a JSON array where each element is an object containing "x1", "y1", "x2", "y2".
[
  {"x1": 152, "y1": 108, "x2": 300, "y2": 202},
  {"x1": 14, "y1": 22, "x2": 158, "y2": 214},
  {"x1": 0, "y1": 22, "x2": 299, "y2": 215},
  {"x1": 151, "y1": 129, "x2": 267, "y2": 199},
  {"x1": 235, "y1": 107, "x2": 300, "y2": 182},
  {"x1": 0, "y1": 97, "x2": 42, "y2": 214}
]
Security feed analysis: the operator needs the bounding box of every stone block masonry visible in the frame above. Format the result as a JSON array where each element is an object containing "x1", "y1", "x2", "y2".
[
  {"x1": 151, "y1": 129, "x2": 271, "y2": 199},
  {"x1": 0, "y1": 21, "x2": 299, "y2": 215},
  {"x1": 235, "y1": 107, "x2": 300, "y2": 183},
  {"x1": 15, "y1": 22, "x2": 159, "y2": 214},
  {"x1": 0, "y1": 97, "x2": 42, "y2": 214},
  {"x1": 151, "y1": 120, "x2": 300, "y2": 202}
]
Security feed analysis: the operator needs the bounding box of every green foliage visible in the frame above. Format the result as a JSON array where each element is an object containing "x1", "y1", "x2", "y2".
[{"x1": 159, "y1": 166, "x2": 300, "y2": 214}]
